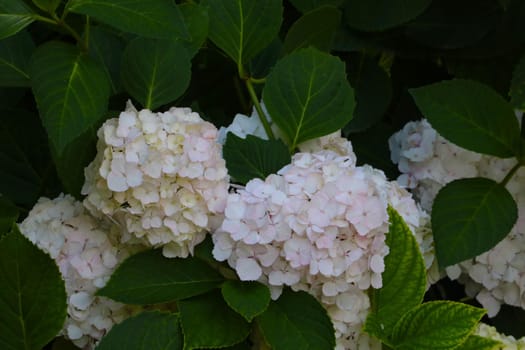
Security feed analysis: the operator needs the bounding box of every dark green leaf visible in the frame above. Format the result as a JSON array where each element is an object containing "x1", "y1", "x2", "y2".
[
  {"x1": 289, "y1": 0, "x2": 343, "y2": 13},
  {"x1": 0, "y1": 29, "x2": 34, "y2": 86},
  {"x1": 344, "y1": 0, "x2": 431, "y2": 31},
  {"x1": 0, "y1": 0, "x2": 35, "y2": 40},
  {"x1": 432, "y1": 178, "x2": 518, "y2": 268},
  {"x1": 0, "y1": 195, "x2": 18, "y2": 236},
  {"x1": 67, "y1": 0, "x2": 189, "y2": 39},
  {"x1": 263, "y1": 47, "x2": 355, "y2": 150},
  {"x1": 178, "y1": 290, "x2": 251, "y2": 350},
  {"x1": 391, "y1": 301, "x2": 485, "y2": 349},
  {"x1": 121, "y1": 37, "x2": 191, "y2": 110},
  {"x1": 30, "y1": 41, "x2": 110, "y2": 155},
  {"x1": 0, "y1": 227, "x2": 67, "y2": 350},
  {"x1": 88, "y1": 26, "x2": 125, "y2": 94},
  {"x1": 345, "y1": 56, "x2": 392, "y2": 133},
  {"x1": 221, "y1": 280, "x2": 271, "y2": 321},
  {"x1": 32, "y1": 0, "x2": 61, "y2": 14},
  {"x1": 510, "y1": 54, "x2": 525, "y2": 110},
  {"x1": 202, "y1": 0, "x2": 283, "y2": 68},
  {"x1": 96, "y1": 311, "x2": 182, "y2": 350},
  {"x1": 248, "y1": 38, "x2": 282, "y2": 79},
  {"x1": 365, "y1": 207, "x2": 426, "y2": 342},
  {"x1": 283, "y1": 6, "x2": 341, "y2": 53},
  {"x1": 410, "y1": 79, "x2": 521, "y2": 158},
  {"x1": 177, "y1": 3, "x2": 209, "y2": 58},
  {"x1": 256, "y1": 289, "x2": 335, "y2": 350},
  {"x1": 98, "y1": 249, "x2": 224, "y2": 305},
  {"x1": 455, "y1": 334, "x2": 502, "y2": 350},
  {"x1": 223, "y1": 134, "x2": 291, "y2": 184}
]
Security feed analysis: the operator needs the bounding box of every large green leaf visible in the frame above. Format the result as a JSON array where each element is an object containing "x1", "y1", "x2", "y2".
[
  {"x1": 283, "y1": 5, "x2": 341, "y2": 53},
  {"x1": 223, "y1": 134, "x2": 291, "y2": 184},
  {"x1": 262, "y1": 47, "x2": 355, "y2": 150},
  {"x1": 289, "y1": 0, "x2": 343, "y2": 13},
  {"x1": 391, "y1": 301, "x2": 485, "y2": 349},
  {"x1": 202, "y1": 0, "x2": 283, "y2": 69},
  {"x1": 410, "y1": 79, "x2": 521, "y2": 158},
  {"x1": 177, "y1": 3, "x2": 209, "y2": 58},
  {"x1": 178, "y1": 290, "x2": 251, "y2": 350},
  {"x1": 88, "y1": 26, "x2": 125, "y2": 94},
  {"x1": 121, "y1": 37, "x2": 191, "y2": 110},
  {"x1": 364, "y1": 207, "x2": 426, "y2": 343},
  {"x1": 67, "y1": 0, "x2": 189, "y2": 39},
  {"x1": 0, "y1": 227, "x2": 67, "y2": 350},
  {"x1": 0, "y1": 0, "x2": 35, "y2": 40},
  {"x1": 455, "y1": 334, "x2": 502, "y2": 350},
  {"x1": 344, "y1": 0, "x2": 431, "y2": 31},
  {"x1": 32, "y1": 0, "x2": 61, "y2": 14},
  {"x1": 510, "y1": 54, "x2": 525, "y2": 110},
  {"x1": 0, "y1": 29, "x2": 34, "y2": 86},
  {"x1": 432, "y1": 178, "x2": 518, "y2": 268},
  {"x1": 30, "y1": 41, "x2": 110, "y2": 155},
  {"x1": 96, "y1": 311, "x2": 182, "y2": 350},
  {"x1": 221, "y1": 280, "x2": 271, "y2": 321},
  {"x1": 256, "y1": 289, "x2": 335, "y2": 350},
  {"x1": 98, "y1": 249, "x2": 224, "y2": 305}
]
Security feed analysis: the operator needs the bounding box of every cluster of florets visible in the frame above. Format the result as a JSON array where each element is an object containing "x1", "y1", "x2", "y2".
[
  {"x1": 390, "y1": 118, "x2": 525, "y2": 316},
  {"x1": 475, "y1": 323, "x2": 525, "y2": 349},
  {"x1": 213, "y1": 143, "x2": 435, "y2": 349},
  {"x1": 19, "y1": 195, "x2": 142, "y2": 349},
  {"x1": 82, "y1": 102, "x2": 229, "y2": 258}
]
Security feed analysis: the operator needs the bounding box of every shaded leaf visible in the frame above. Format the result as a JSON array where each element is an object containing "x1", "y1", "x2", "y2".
[
  {"x1": 178, "y1": 290, "x2": 250, "y2": 350},
  {"x1": 289, "y1": 0, "x2": 343, "y2": 13},
  {"x1": 410, "y1": 79, "x2": 521, "y2": 158},
  {"x1": 510, "y1": 54, "x2": 525, "y2": 110},
  {"x1": 98, "y1": 249, "x2": 224, "y2": 305},
  {"x1": 248, "y1": 38, "x2": 282, "y2": 79},
  {"x1": 223, "y1": 134, "x2": 291, "y2": 184},
  {"x1": 32, "y1": 0, "x2": 61, "y2": 13},
  {"x1": 30, "y1": 41, "x2": 110, "y2": 155},
  {"x1": 0, "y1": 227, "x2": 67, "y2": 350},
  {"x1": 0, "y1": 0, "x2": 35, "y2": 40},
  {"x1": 432, "y1": 178, "x2": 518, "y2": 268},
  {"x1": 0, "y1": 29, "x2": 34, "y2": 86},
  {"x1": 263, "y1": 47, "x2": 355, "y2": 150},
  {"x1": 221, "y1": 280, "x2": 270, "y2": 321},
  {"x1": 96, "y1": 311, "x2": 182, "y2": 350},
  {"x1": 121, "y1": 37, "x2": 191, "y2": 110},
  {"x1": 0, "y1": 195, "x2": 18, "y2": 236},
  {"x1": 67, "y1": 0, "x2": 189, "y2": 39},
  {"x1": 88, "y1": 26, "x2": 125, "y2": 94},
  {"x1": 177, "y1": 3, "x2": 209, "y2": 58}
]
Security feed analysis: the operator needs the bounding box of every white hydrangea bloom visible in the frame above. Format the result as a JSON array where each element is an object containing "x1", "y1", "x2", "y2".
[
  {"x1": 19, "y1": 195, "x2": 143, "y2": 349},
  {"x1": 217, "y1": 103, "x2": 274, "y2": 144},
  {"x1": 213, "y1": 144, "x2": 435, "y2": 349},
  {"x1": 390, "y1": 118, "x2": 525, "y2": 317},
  {"x1": 475, "y1": 323, "x2": 525, "y2": 349},
  {"x1": 82, "y1": 102, "x2": 229, "y2": 258}
]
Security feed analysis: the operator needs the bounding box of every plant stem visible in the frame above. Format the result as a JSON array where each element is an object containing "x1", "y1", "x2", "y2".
[
  {"x1": 501, "y1": 162, "x2": 522, "y2": 187},
  {"x1": 250, "y1": 77, "x2": 266, "y2": 84},
  {"x1": 245, "y1": 78, "x2": 275, "y2": 140}
]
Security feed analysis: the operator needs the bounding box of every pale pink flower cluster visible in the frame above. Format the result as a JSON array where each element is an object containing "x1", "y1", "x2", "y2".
[
  {"x1": 19, "y1": 195, "x2": 142, "y2": 349},
  {"x1": 82, "y1": 102, "x2": 229, "y2": 258},
  {"x1": 390, "y1": 118, "x2": 525, "y2": 317},
  {"x1": 213, "y1": 145, "x2": 434, "y2": 349},
  {"x1": 475, "y1": 323, "x2": 525, "y2": 349}
]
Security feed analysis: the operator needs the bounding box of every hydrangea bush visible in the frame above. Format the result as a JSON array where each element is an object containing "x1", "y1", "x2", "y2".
[{"x1": 1, "y1": 0, "x2": 525, "y2": 350}]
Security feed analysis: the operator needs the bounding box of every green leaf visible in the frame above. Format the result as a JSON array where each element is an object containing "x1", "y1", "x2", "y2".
[
  {"x1": 289, "y1": 0, "x2": 343, "y2": 13},
  {"x1": 121, "y1": 37, "x2": 191, "y2": 110},
  {"x1": 391, "y1": 301, "x2": 485, "y2": 349},
  {"x1": 223, "y1": 134, "x2": 291, "y2": 184},
  {"x1": 178, "y1": 290, "x2": 251, "y2": 350},
  {"x1": 96, "y1": 311, "x2": 182, "y2": 350},
  {"x1": 364, "y1": 207, "x2": 426, "y2": 342},
  {"x1": 177, "y1": 3, "x2": 209, "y2": 58},
  {"x1": 221, "y1": 280, "x2": 271, "y2": 321},
  {"x1": 410, "y1": 79, "x2": 521, "y2": 158},
  {"x1": 98, "y1": 249, "x2": 224, "y2": 305},
  {"x1": 30, "y1": 41, "x2": 110, "y2": 155},
  {"x1": 248, "y1": 38, "x2": 282, "y2": 79},
  {"x1": 88, "y1": 26, "x2": 125, "y2": 94},
  {"x1": 0, "y1": 195, "x2": 18, "y2": 236},
  {"x1": 283, "y1": 6, "x2": 341, "y2": 53},
  {"x1": 202, "y1": 0, "x2": 283, "y2": 68},
  {"x1": 0, "y1": 227, "x2": 67, "y2": 350},
  {"x1": 344, "y1": 0, "x2": 431, "y2": 31},
  {"x1": 256, "y1": 289, "x2": 335, "y2": 350},
  {"x1": 0, "y1": 29, "x2": 34, "y2": 86},
  {"x1": 455, "y1": 334, "x2": 502, "y2": 350},
  {"x1": 32, "y1": 0, "x2": 61, "y2": 13},
  {"x1": 67, "y1": 0, "x2": 189, "y2": 39},
  {"x1": 510, "y1": 54, "x2": 525, "y2": 110},
  {"x1": 0, "y1": 0, "x2": 35, "y2": 40},
  {"x1": 262, "y1": 47, "x2": 355, "y2": 150},
  {"x1": 432, "y1": 178, "x2": 518, "y2": 268}
]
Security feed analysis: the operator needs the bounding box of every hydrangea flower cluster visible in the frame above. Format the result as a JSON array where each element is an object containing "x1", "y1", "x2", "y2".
[
  {"x1": 82, "y1": 102, "x2": 229, "y2": 258},
  {"x1": 213, "y1": 143, "x2": 436, "y2": 349},
  {"x1": 475, "y1": 323, "x2": 525, "y2": 349},
  {"x1": 19, "y1": 194, "x2": 142, "y2": 349},
  {"x1": 389, "y1": 118, "x2": 525, "y2": 316}
]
